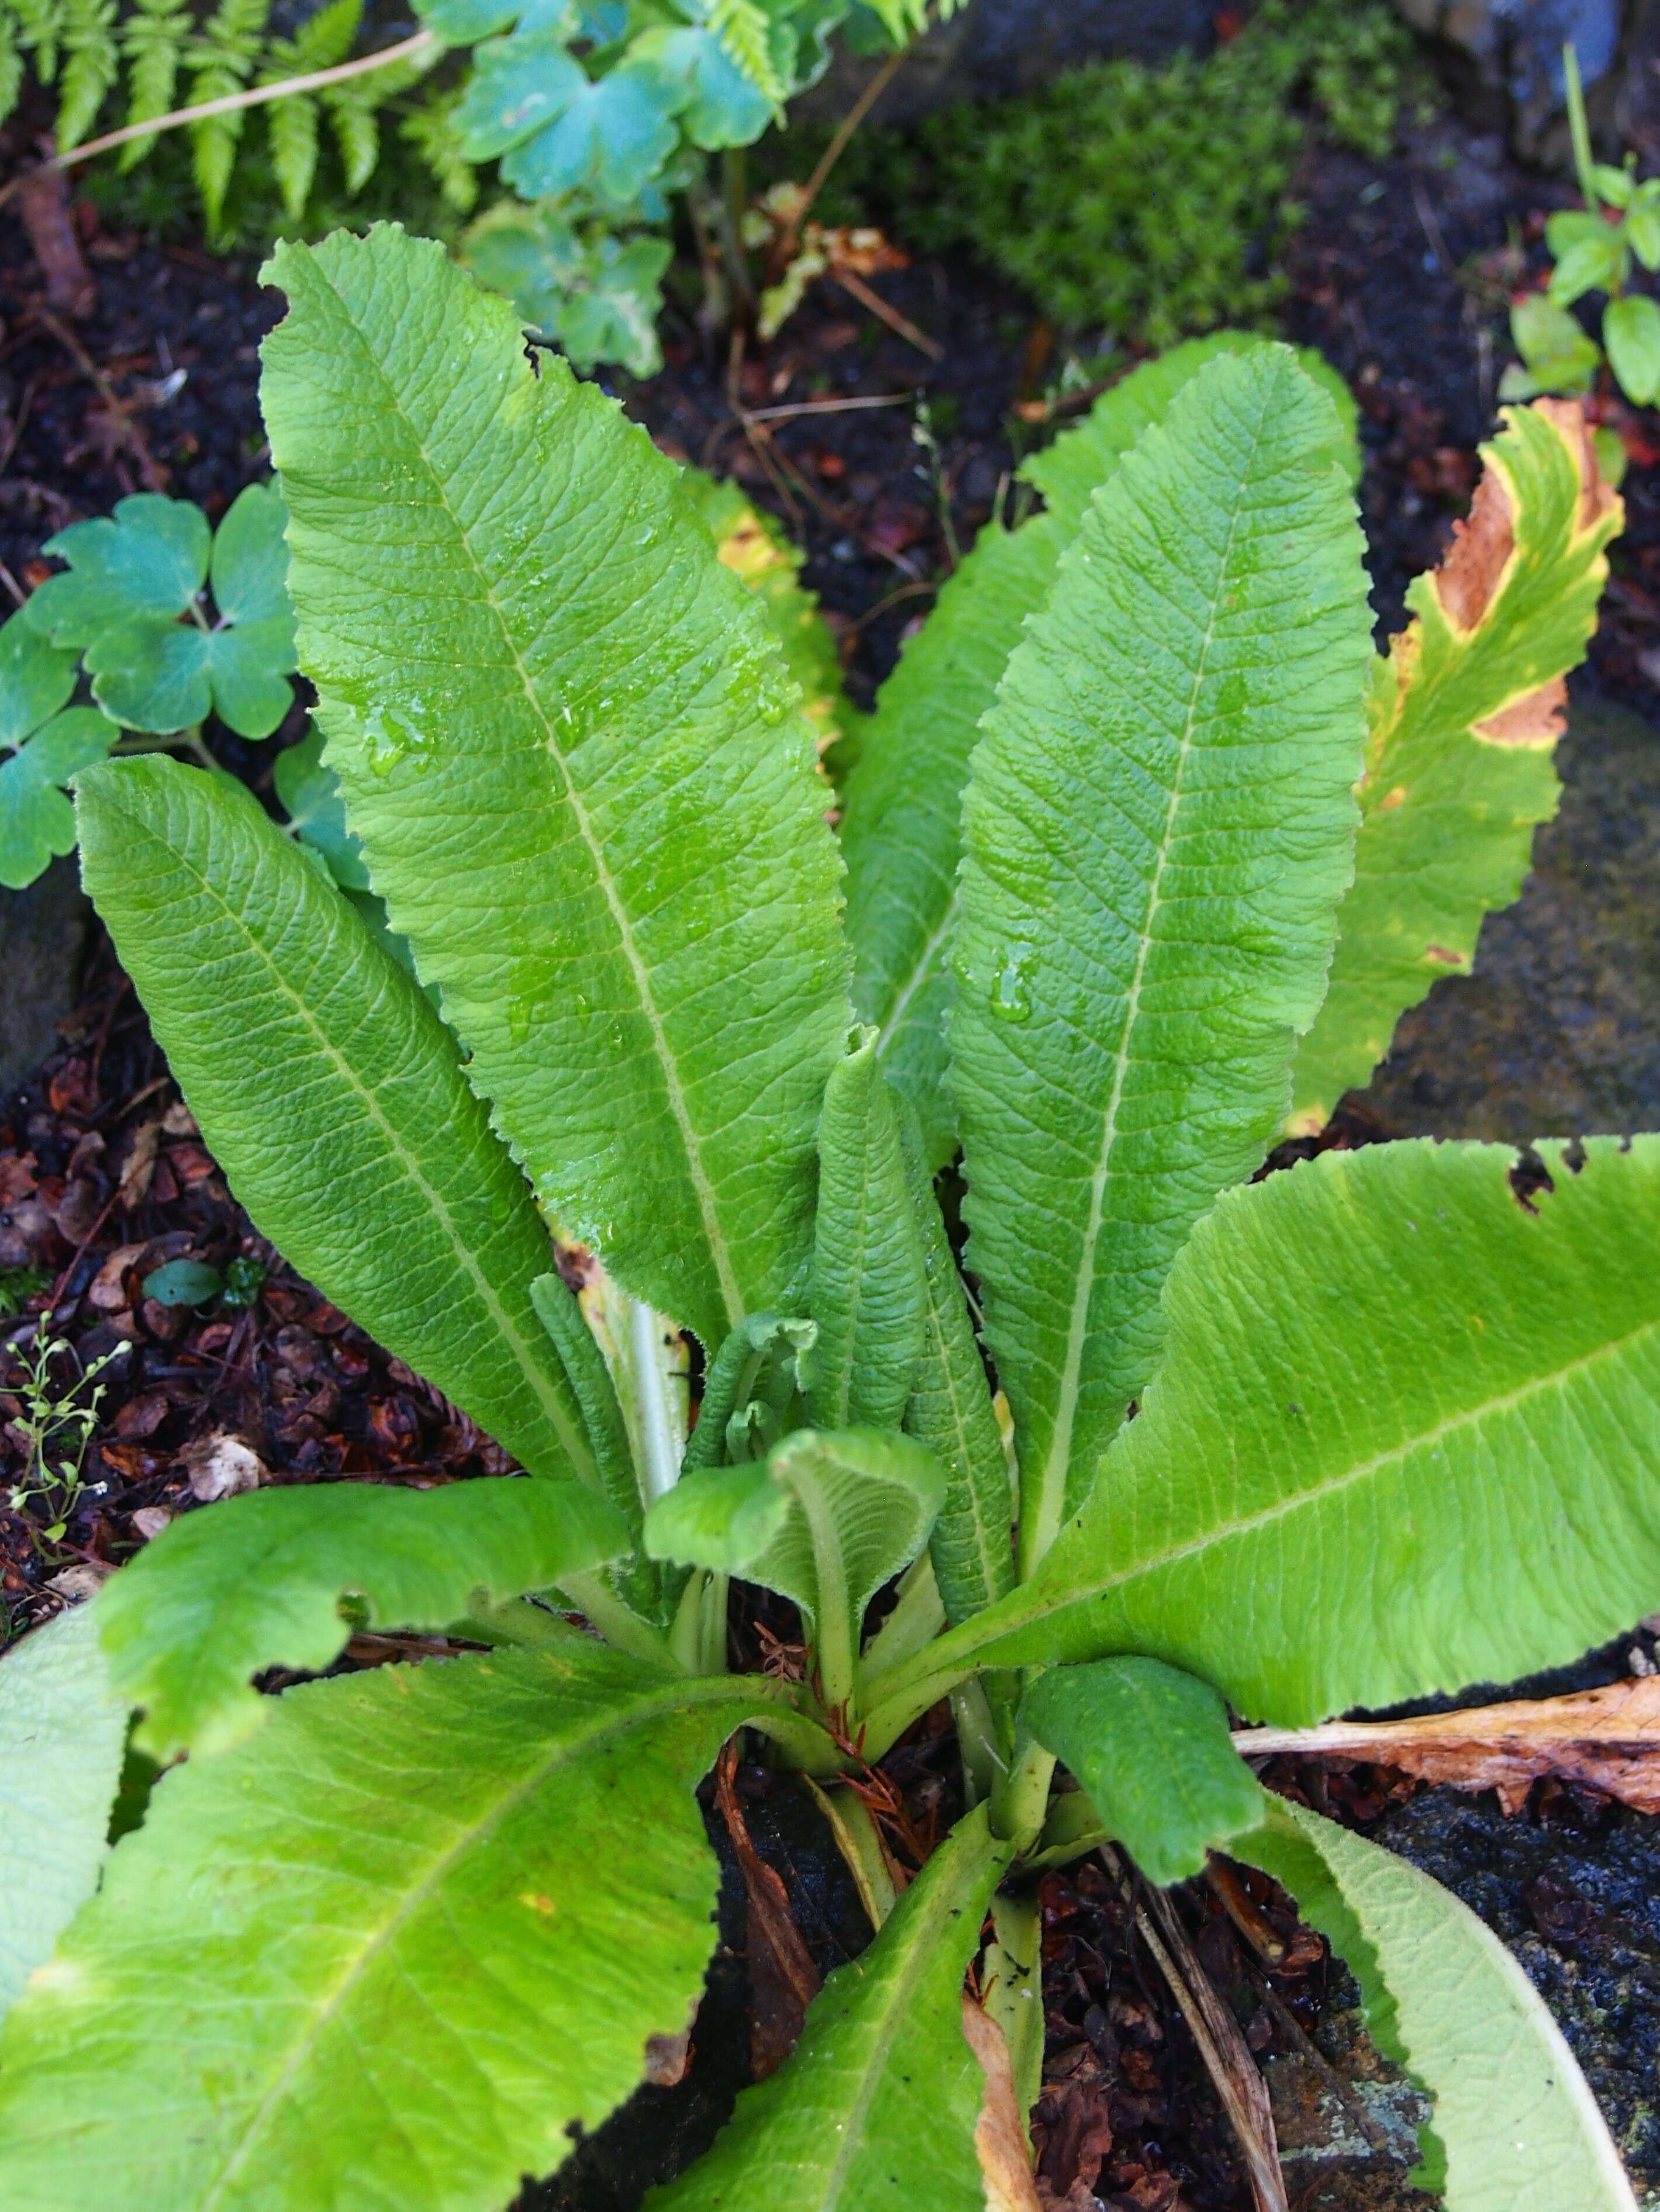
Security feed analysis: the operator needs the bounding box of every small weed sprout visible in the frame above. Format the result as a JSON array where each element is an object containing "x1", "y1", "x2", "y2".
[{"x1": 4, "y1": 1335, "x2": 129, "y2": 1543}]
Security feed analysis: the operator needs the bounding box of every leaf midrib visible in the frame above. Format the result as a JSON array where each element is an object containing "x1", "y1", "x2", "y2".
[
  {"x1": 116, "y1": 796, "x2": 592, "y2": 1483},
  {"x1": 886, "y1": 1305, "x2": 1660, "y2": 1727},
  {"x1": 875, "y1": 889, "x2": 958, "y2": 1061},
  {"x1": 814, "y1": 1834, "x2": 993, "y2": 2211},
  {"x1": 310, "y1": 264, "x2": 746, "y2": 1332},
  {"x1": 196, "y1": 1671, "x2": 761, "y2": 2211},
  {"x1": 1024, "y1": 374, "x2": 1271, "y2": 1565}
]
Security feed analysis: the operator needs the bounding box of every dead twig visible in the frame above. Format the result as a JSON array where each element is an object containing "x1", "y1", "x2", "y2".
[
  {"x1": 833, "y1": 269, "x2": 943, "y2": 360},
  {"x1": 33, "y1": 308, "x2": 167, "y2": 493},
  {"x1": 772, "y1": 42, "x2": 911, "y2": 275},
  {"x1": 1109, "y1": 1851, "x2": 1289, "y2": 2212}
]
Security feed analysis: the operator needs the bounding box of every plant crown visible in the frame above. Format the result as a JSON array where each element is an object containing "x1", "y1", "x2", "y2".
[{"x1": 0, "y1": 223, "x2": 1649, "y2": 2212}]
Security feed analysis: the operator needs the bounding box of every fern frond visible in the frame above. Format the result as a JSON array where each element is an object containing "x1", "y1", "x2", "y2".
[
  {"x1": 257, "y1": 0, "x2": 360, "y2": 222},
  {"x1": 277, "y1": 0, "x2": 359, "y2": 72},
  {"x1": 708, "y1": 0, "x2": 783, "y2": 103},
  {"x1": 0, "y1": 10, "x2": 23, "y2": 125},
  {"x1": 322, "y1": 43, "x2": 426, "y2": 195},
  {"x1": 401, "y1": 86, "x2": 478, "y2": 215},
  {"x1": 858, "y1": 0, "x2": 931, "y2": 42},
  {"x1": 118, "y1": 0, "x2": 189, "y2": 167},
  {"x1": 54, "y1": 0, "x2": 118, "y2": 150},
  {"x1": 187, "y1": 0, "x2": 270, "y2": 229},
  {"x1": 11, "y1": 0, "x2": 64, "y2": 83},
  {"x1": 267, "y1": 88, "x2": 318, "y2": 216}
]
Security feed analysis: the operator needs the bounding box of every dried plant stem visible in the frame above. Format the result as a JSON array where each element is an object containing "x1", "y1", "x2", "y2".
[{"x1": 45, "y1": 29, "x2": 437, "y2": 175}]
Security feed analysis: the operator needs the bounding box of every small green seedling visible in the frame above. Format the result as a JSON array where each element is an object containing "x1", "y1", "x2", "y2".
[
  {"x1": 0, "y1": 228, "x2": 1648, "y2": 2212},
  {"x1": 3, "y1": 1335, "x2": 129, "y2": 1544},
  {"x1": 1504, "y1": 42, "x2": 1660, "y2": 428}
]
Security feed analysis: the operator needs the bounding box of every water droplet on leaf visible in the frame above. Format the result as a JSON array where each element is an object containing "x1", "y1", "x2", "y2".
[{"x1": 989, "y1": 947, "x2": 1034, "y2": 1022}]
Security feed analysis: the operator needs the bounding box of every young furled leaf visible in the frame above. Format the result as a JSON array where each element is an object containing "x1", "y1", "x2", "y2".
[
  {"x1": 1239, "y1": 1799, "x2": 1638, "y2": 2211},
  {"x1": 75, "y1": 756, "x2": 598, "y2": 1498},
  {"x1": 1020, "y1": 1657, "x2": 1265, "y2": 1886},
  {"x1": 894, "y1": 1097, "x2": 1013, "y2": 1626},
  {"x1": 649, "y1": 1805, "x2": 1016, "y2": 2212},
  {"x1": 646, "y1": 1428, "x2": 944, "y2": 1711},
  {"x1": 951, "y1": 345, "x2": 1372, "y2": 1571},
  {"x1": 681, "y1": 1310, "x2": 816, "y2": 1473},
  {"x1": 1289, "y1": 400, "x2": 1622, "y2": 1132},
  {"x1": 94, "y1": 1477, "x2": 631, "y2": 1760},
  {"x1": 805, "y1": 1029, "x2": 929, "y2": 1433},
  {"x1": 0, "y1": 1605, "x2": 129, "y2": 2026},
  {"x1": 864, "y1": 1136, "x2": 1660, "y2": 1748},
  {"x1": 260, "y1": 226, "x2": 851, "y2": 1350},
  {"x1": 0, "y1": 1646, "x2": 824, "y2": 2212}
]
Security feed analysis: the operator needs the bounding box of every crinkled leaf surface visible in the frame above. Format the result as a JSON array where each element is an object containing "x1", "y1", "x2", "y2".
[
  {"x1": 0, "y1": 1645, "x2": 810, "y2": 2212},
  {"x1": 1289, "y1": 400, "x2": 1621, "y2": 1131},
  {"x1": 889, "y1": 1096, "x2": 1012, "y2": 1625},
  {"x1": 21, "y1": 493, "x2": 209, "y2": 649},
  {"x1": 646, "y1": 1427, "x2": 943, "y2": 1708},
  {"x1": 0, "y1": 1605, "x2": 127, "y2": 2026},
  {"x1": 260, "y1": 226, "x2": 850, "y2": 1350},
  {"x1": 75, "y1": 756, "x2": 595, "y2": 1495},
  {"x1": 0, "y1": 607, "x2": 77, "y2": 746},
  {"x1": 0, "y1": 708, "x2": 119, "y2": 889},
  {"x1": 96, "y1": 1477, "x2": 631, "y2": 1759},
  {"x1": 838, "y1": 333, "x2": 1349, "y2": 1166},
  {"x1": 805, "y1": 1029, "x2": 929, "y2": 1432},
  {"x1": 1239, "y1": 1798, "x2": 1637, "y2": 2210},
  {"x1": 868, "y1": 1136, "x2": 1660, "y2": 1744},
  {"x1": 951, "y1": 345, "x2": 1372, "y2": 1569},
  {"x1": 648, "y1": 1803, "x2": 1014, "y2": 2212},
  {"x1": 837, "y1": 334, "x2": 1262, "y2": 1165},
  {"x1": 1021, "y1": 1657, "x2": 1265, "y2": 1886}
]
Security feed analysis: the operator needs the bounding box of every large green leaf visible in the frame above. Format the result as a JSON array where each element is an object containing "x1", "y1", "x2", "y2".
[
  {"x1": 1020, "y1": 1656, "x2": 1265, "y2": 1886},
  {"x1": 1289, "y1": 399, "x2": 1621, "y2": 1131},
  {"x1": 838, "y1": 333, "x2": 1354, "y2": 1167},
  {"x1": 0, "y1": 1644, "x2": 822, "y2": 2212},
  {"x1": 75, "y1": 756, "x2": 595, "y2": 1494},
  {"x1": 895, "y1": 1099, "x2": 1013, "y2": 1625},
  {"x1": 260, "y1": 224, "x2": 851, "y2": 1351},
  {"x1": 951, "y1": 345, "x2": 1372, "y2": 1571},
  {"x1": 1239, "y1": 1798, "x2": 1637, "y2": 2210},
  {"x1": 648, "y1": 1803, "x2": 1014, "y2": 2212},
  {"x1": 645, "y1": 1427, "x2": 944, "y2": 1712},
  {"x1": 95, "y1": 1476, "x2": 631, "y2": 1759},
  {"x1": 805, "y1": 1029, "x2": 929, "y2": 1433},
  {"x1": 837, "y1": 334, "x2": 1266, "y2": 1167},
  {"x1": 0, "y1": 1606, "x2": 127, "y2": 2026},
  {"x1": 864, "y1": 1136, "x2": 1660, "y2": 1749}
]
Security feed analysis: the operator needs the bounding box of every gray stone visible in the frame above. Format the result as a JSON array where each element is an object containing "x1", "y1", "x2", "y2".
[
  {"x1": 1354, "y1": 689, "x2": 1660, "y2": 1142},
  {"x1": 1392, "y1": 0, "x2": 1626, "y2": 155},
  {"x1": 0, "y1": 860, "x2": 91, "y2": 1093}
]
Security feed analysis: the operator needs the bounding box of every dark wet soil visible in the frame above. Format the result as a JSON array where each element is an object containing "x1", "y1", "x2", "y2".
[{"x1": 4, "y1": 53, "x2": 1660, "y2": 2212}]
